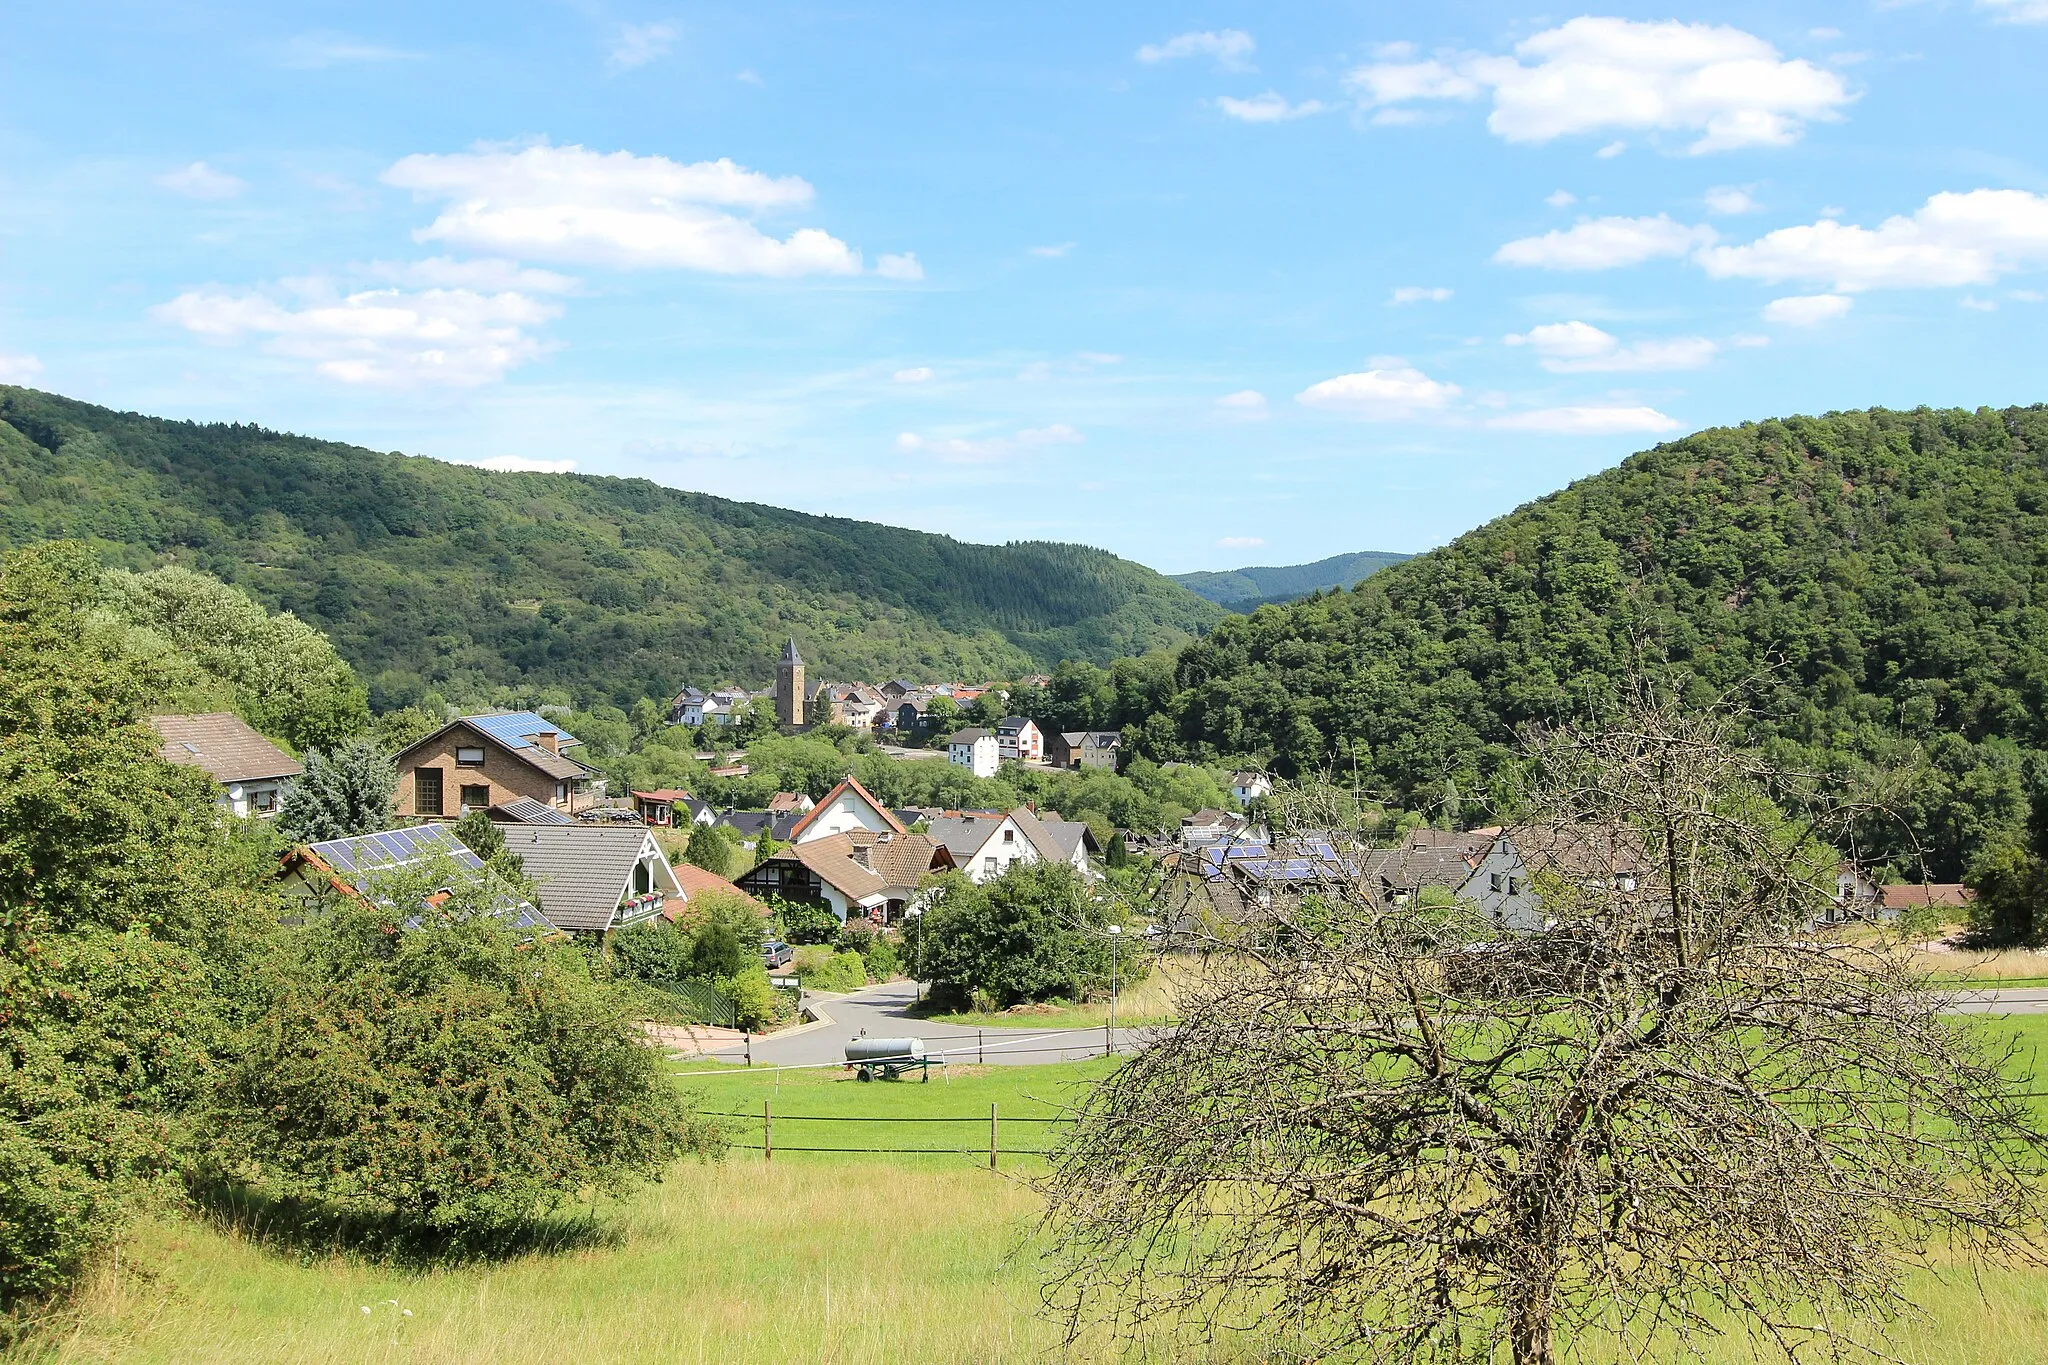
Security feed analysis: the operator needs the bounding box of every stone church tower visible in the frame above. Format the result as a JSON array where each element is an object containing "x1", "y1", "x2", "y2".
[{"x1": 776, "y1": 637, "x2": 806, "y2": 728}]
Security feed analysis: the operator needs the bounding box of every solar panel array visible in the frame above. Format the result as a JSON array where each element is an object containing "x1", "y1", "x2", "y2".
[
  {"x1": 1198, "y1": 837, "x2": 1358, "y2": 884},
  {"x1": 461, "y1": 711, "x2": 579, "y2": 752},
  {"x1": 307, "y1": 825, "x2": 552, "y2": 932}
]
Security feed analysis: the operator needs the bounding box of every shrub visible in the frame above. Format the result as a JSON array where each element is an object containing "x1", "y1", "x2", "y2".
[
  {"x1": 862, "y1": 932, "x2": 902, "y2": 981},
  {"x1": 777, "y1": 899, "x2": 841, "y2": 945},
  {"x1": 211, "y1": 871, "x2": 719, "y2": 1246},
  {"x1": 691, "y1": 895, "x2": 761, "y2": 979},
  {"x1": 718, "y1": 965, "x2": 786, "y2": 1032},
  {"x1": 920, "y1": 862, "x2": 1128, "y2": 1009},
  {"x1": 801, "y1": 950, "x2": 868, "y2": 993},
  {"x1": 276, "y1": 737, "x2": 397, "y2": 843},
  {"x1": 610, "y1": 916, "x2": 696, "y2": 984},
  {"x1": 684, "y1": 823, "x2": 739, "y2": 879}
]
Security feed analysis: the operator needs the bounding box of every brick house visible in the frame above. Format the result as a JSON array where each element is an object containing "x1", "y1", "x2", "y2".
[{"x1": 394, "y1": 711, "x2": 598, "y2": 819}]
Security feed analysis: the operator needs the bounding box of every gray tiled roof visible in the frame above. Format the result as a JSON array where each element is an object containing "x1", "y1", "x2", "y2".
[
  {"x1": 489, "y1": 798, "x2": 573, "y2": 825},
  {"x1": 948, "y1": 728, "x2": 991, "y2": 744},
  {"x1": 498, "y1": 824, "x2": 679, "y2": 932}
]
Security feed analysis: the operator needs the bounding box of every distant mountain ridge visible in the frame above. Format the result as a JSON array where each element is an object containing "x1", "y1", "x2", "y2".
[
  {"x1": 1174, "y1": 550, "x2": 1412, "y2": 611},
  {"x1": 0, "y1": 387, "x2": 1225, "y2": 710}
]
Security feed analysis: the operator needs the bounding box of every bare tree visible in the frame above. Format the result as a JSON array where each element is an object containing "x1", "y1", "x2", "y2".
[{"x1": 1038, "y1": 692, "x2": 2048, "y2": 1364}]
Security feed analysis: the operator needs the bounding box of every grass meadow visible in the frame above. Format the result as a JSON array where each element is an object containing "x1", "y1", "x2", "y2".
[{"x1": 14, "y1": 1023, "x2": 2048, "y2": 1363}]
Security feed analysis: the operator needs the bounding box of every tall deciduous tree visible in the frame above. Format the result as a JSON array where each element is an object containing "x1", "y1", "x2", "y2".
[
  {"x1": 276, "y1": 737, "x2": 397, "y2": 843},
  {"x1": 1041, "y1": 692, "x2": 2048, "y2": 1365}
]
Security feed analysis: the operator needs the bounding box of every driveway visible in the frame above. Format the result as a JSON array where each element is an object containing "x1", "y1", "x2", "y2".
[{"x1": 697, "y1": 979, "x2": 1149, "y2": 1068}]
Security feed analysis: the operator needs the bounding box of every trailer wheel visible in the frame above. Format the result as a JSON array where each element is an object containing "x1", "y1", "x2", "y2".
[{"x1": 856, "y1": 1066, "x2": 874, "y2": 1081}]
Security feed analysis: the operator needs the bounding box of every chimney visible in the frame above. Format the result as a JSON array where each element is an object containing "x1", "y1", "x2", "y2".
[
  {"x1": 528, "y1": 731, "x2": 559, "y2": 754},
  {"x1": 851, "y1": 845, "x2": 872, "y2": 869}
]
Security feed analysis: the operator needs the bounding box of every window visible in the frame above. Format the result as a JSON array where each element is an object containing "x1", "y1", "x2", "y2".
[
  {"x1": 1490, "y1": 872, "x2": 1505, "y2": 894},
  {"x1": 554, "y1": 782, "x2": 567, "y2": 804},
  {"x1": 414, "y1": 767, "x2": 444, "y2": 816},
  {"x1": 460, "y1": 783, "x2": 490, "y2": 813},
  {"x1": 1002, "y1": 828, "x2": 1016, "y2": 844},
  {"x1": 456, "y1": 746, "x2": 486, "y2": 766},
  {"x1": 982, "y1": 856, "x2": 997, "y2": 875},
  {"x1": 634, "y1": 862, "x2": 651, "y2": 895},
  {"x1": 1507, "y1": 878, "x2": 1523, "y2": 897}
]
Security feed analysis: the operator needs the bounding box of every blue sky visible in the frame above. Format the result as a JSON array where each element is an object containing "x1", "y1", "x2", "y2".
[{"x1": 4, "y1": 2, "x2": 2047, "y2": 573}]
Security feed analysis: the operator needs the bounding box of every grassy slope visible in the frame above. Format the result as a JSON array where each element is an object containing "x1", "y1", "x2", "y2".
[
  {"x1": 1173, "y1": 549, "x2": 1411, "y2": 608},
  {"x1": 0, "y1": 387, "x2": 1223, "y2": 708},
  {"x1": 22, "y1": 1023, "x2": 2048, "y2": 1364}
]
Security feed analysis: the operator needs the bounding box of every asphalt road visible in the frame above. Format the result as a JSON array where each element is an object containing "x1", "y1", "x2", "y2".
[
  {"x1": 1952, "y1": 986, "x2": 2048, "y2": 1013},
  {"x1": 699, "y1": 979, "x2": 1149, "y2": 1068}
]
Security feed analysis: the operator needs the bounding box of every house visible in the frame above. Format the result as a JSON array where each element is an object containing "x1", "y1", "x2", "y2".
[
  {"x1": 1180, "y1": 808, "x2": 1257, "y2": 847},
  {"x1": 667, "y1": 686, "x2": 707, "y2": 726},
  {"x1": 995, "y1": 716, "x2": 1044, "y2": 763},
  {"x1": 633, "y1": 789, "x2": 713, "y2": 828},
  {"x1": 277, "y1": 823, "x2": 552, "y2": 934},
  {"x1": 737, "y1": 828, "x2": 954, "y2": 924},
  {"x1": 926, "y1": 807, "x2": 1100, "y2": 883},
  {"x1": 1019, "y1": 673, "x2": 1053, "y2": 690},
  {"x1": 880, "y1": 679, "x2": 918, "y2": 702},
  {"x1": 947, "y1": 728, "x2": 1001, "y2": 778},
  {"x1": 891, "y1": 696, "x2": 933, "y2": 736},
  {"x1": 787, "y1": 776, "x2": 907, "y2": 844},
  {"x1": 1049, "y1": 730, "x2": 1120, "y2": 771},
  {"x1": 150, "y1": 712, "x2": 303, "y2": 817},
  {"x1": 1229, "y1": 770, "x2": 1273, "y2": 804},
  {"x1": 816, "y1": 682, "x2": 886, "y2": 730},
  {"x1": 1876, "y1": 883, "x2": 1976, "y2": 917},
  {"x1": 668, "y1": 861, "x2": 768, "y2": 918},
  {"x1": 395, "y1": 712, "x2": 599, "y2": 819},
  {"x1": 767, "y1": 790, "x2": 816, "y2": 815},
  {"x1": 497, "y1": 823, "x2": 687, "y2": 935}
]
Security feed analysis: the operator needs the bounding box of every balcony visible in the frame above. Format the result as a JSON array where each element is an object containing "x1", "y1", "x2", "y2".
[{"x1": 620, "y1": 892, "x2": 667, "y2": 920}]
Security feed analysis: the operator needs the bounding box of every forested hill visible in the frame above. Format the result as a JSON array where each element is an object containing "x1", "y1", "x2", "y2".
[
  {"x1": 0, "y1": 387, "x2": 1223, "y2": 708},
  {"x1": 1173, "y1": 549, "x2": 1410, "y2": 611},
  {"x1": 1134, "y1": 405, "x2": 2048, "y2": 880}
]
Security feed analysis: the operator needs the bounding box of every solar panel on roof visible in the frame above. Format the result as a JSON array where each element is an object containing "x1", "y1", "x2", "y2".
[{"x1": 462, "y1": 711, "x2": 580, "y2": 751}]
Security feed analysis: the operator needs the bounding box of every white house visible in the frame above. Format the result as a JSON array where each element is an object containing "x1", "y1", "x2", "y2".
[
  {"x1": 996, "y1": 716, "x2": 1044, "y2": 763},
  {"x1": 926, "y1": 807, "x2": 1099, "y2": 883},
  {"x1": 787, "y1": 776, "x2": 907, "y2": 844},
  {"x1": 1229, "y1": 770, "x2": 1273, "y2": 805},
  {"x1": 947, "y1": 727, "x2": 1002, "y2": 778}
]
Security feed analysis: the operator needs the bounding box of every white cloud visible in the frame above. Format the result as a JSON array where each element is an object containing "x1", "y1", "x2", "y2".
[
  {"x1": 1389, "y1": 285, "x2": 1453, "y2": 305},
  {"x1": 1546, "y1": 189, "x2": 1578, "y2": 208},
  {"x1": 1217, "y1": 536, "x2": 1265, "y2": 549},
  {"x1": 1809, "y1": 28, "x2": 1843, "y2": 40},
  {"x1": 383, "y1": 142, "x2": 870, "y2": 277},
  {"x1": 1961, "y1": 296, "x2": 1999, "y2": 312},
  {"x1": 1761, "y1": 293, "x2": 1853, "y2": 326},
  {"x1": 610, "y1": 22, "x2": 678, "y2": 70},
  {"x1": 157, "y1": 161, "x2": 246, "y2": 200},
  {"x1": 1494, "y1": 214, "x2": 1715, "y2": 270},
  {"x1": 1028, "y1": 242, "x2": 1076, "y2": 258},
  {"x1": 1296, "y1": 364, "x2": 1461, "y2": 420},
  {"x1": 1487, "y1": 405, "x2": 1682, "y2": 434},
  {"x1": 1705, "y1": 185, "x2": 1760, "y2": 215},
  {"x1": 1136, "y1": 29, "x2": 1255, "y2": 70},
  {"x1": 894, "y1": 423, "x2": 1082, "y2": 465},
  {"x1": 1731, "y1": 333, "x2": 1771, "y2": 347},
  {"x1": 1979, "y1": 0, "x2": 2048, "y2": 23},
  {"x1": 277, "y1": 31, "x2": 422, "y2": 68},
  {"x1": 892, "y1": 366, "x2": 935, "y2": 383},
  {"x1": 0, "y1": 352, "x2": 44, "y2": 384},
  {"x1": 1503, "y1": 320, "x2": 1717, "y2": 372},
  {"x1": 1697, "y1": 189, "x2": 2048, "y2": 291},
  {"x1": 368, "y1": 256, "x2": 580, "y2": 293},
  {"x1": 153, "y1": 281, "x2": 559, "y2": 387},
  {"x1": 1217, "y1": 92, "x2": 1328, "y2": 122},
  {"x1": 1349, "y1": 17, "x2": 1852, "y2": 154},
  {"x1": 462, "y1": 455, "x2": 577, "y2": 473},
  {"x1": 1215, "y1": 389, "x2": 1269, "y2": 420},
  {"x1": 1595, "y1": 140, "x2": 1627, "y2": 159},
  {"x1": 875, "y1": 252, "x2": 924, "y2": 280}
]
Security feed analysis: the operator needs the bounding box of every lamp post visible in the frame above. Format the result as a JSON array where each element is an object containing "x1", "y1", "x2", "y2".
[
  {"x1": 1106, "y1": 923, "x2": 1121, "y2": 1050},
  {"x1": 906, "y1": 906, "x2": 924, "y2": 1001}
]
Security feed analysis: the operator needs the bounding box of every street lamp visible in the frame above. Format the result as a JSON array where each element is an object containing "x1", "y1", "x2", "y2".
[
  {"x1": 1106, "y1": 923, "x2": 1121, "y2": 1050},
  {"x1": 905, "y1": 906, "x2": 924, "y2": 1001}
]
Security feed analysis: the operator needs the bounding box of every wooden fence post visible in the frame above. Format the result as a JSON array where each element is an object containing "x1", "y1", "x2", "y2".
[
  {"x1": 990, "y1": 1102, "x2": 999, "y2": 1171},
  {"x1": 978, "y1": 1029, "x2": 984, "y2": 1065},
  {"x1": 764, "y1": 1098, "x2": 772, "y2": 1162},
  {"x1": 745, "y1": 1031, "x2": 752, "y2": 1067}
]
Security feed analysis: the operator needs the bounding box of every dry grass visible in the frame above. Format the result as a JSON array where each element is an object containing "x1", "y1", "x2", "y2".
[{"x1": 925, "y1": 957, "x2": 1199, "y2": 1029}]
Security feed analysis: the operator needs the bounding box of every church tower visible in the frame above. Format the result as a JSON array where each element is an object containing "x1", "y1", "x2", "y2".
[{"x1": 777, "y1": 638, "x2": 806, "y2": 728}]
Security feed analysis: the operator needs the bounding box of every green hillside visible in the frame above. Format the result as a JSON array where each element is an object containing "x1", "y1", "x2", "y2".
[
  {"x1": 0, "y1": 387, "x2": 1224, "y2": 710},
  {"x1": 1135, "y1": 406, "x2": 2048, "y2": 879},
  {"x1": 1173, "y1": 549, "x2": 1411, "y2": 610}
]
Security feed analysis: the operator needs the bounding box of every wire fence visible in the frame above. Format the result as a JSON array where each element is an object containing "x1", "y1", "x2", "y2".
[{"x1": 706, "y1": 1102, "x2": 1076, "y2": 1166}]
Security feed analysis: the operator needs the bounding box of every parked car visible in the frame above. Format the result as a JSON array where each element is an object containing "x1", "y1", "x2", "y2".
[{"x1": 761, "y1": 939, "x2": 794, "y2": 969}]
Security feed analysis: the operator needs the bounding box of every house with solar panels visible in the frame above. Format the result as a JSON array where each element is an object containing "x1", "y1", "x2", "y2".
[
  {"x1": 278, "y1": 824, "x2": 554, "y2": 934},
  {"x1": 496, "y1": 823, "x2": 687, "y2": 936},
  {"x1": 393, "y1": 711, "x2": 600, "y2": 820}
]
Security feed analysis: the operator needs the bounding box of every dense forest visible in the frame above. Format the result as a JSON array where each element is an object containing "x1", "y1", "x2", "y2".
[
  {"x1": 1173, "y1": 549, "x2": 1411, "y2": 611},
  {"x1": 0, "y1": 387, "x2": 1222, "y2": 710},
  {"x1": 1133, "y1": 406, "x2": 2048, "y2": 880}
]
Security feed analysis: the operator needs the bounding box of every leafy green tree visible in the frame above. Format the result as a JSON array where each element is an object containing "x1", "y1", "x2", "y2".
[
  {"x1": 371, "y1": 705, "x2": 444, "y2": 754},
  {"x1": 776, "y1": 898, "x2": 841, "y2": 946},
  {"x1": 691, "y1": 895, "x2": 758, "y2": 979},
  {"x1": 452, "y1": 808, "x2": 526, "y2": 883},
  {"x1": 1105, "y1": 832, "x2": 1130, "y2": 868},
  {"x1": 924, "y1": 694, "x2": 960, "y2": 736},
  {"x1": 209, "y1": 863, "x2": 719, "y2": 1244},
  {"x1": 608, "y1": 916, "x2": 697, "y2": 984},
  {"x1": 684, "y1": 822, "x2": 739, "y2": 879},
  {"x1": 276, "y1": 737, "x2": 397, "y2": 843},
  {"x1": 100, "y1": 563, "x2": 369, "y2": 753},
  {"x1": 919, "y1": 862, "x2": 1129, "y2": 1009},
  {"x1": 0, "y1": 543, "x2": 272, "y2": 1310}
]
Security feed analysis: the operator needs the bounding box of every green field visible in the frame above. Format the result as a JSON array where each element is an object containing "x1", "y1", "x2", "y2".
[{"x1": 14, "y1": 1024, "x2": 2048, "y2": 1364}]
